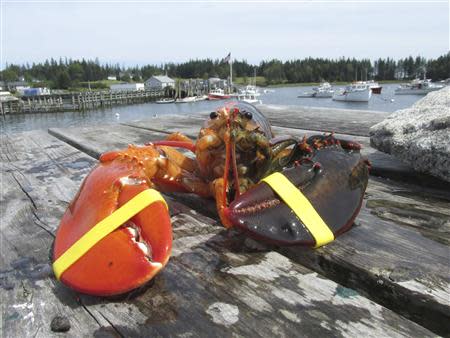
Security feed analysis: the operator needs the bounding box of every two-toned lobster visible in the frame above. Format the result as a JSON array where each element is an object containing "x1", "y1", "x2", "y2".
[{"x1": 52, "y1": 102, "x2": 370, "y2": 296}]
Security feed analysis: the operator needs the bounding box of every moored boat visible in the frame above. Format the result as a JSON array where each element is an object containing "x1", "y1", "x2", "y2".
[
  {"x1": 356, "y1": 80, "x2": 382, "y2": 94},
  {"x1": 195, "y1": 95, "x2": 208, "y2": 102},
  {"x1": 332, "y1": 83, "x2": 372, "y2": 102},
  {"x1": 175, "y1": 96, "x2": 197, "y2": 103},
  {"x1": 394, "y1": 79, "x2": 444, "y2": 95},
  {"x1": 237, "y1": 85, "x2": 262, "y2": 104},
  {"x1": 298, "y1": 82, "x2": 334, "y2": 98},
  {"x1": 156, "y1": 98, "x2": 175, "y2": 104},
  {"x1": 208, "y1": 88, "x2": 231, "y2": 100}
]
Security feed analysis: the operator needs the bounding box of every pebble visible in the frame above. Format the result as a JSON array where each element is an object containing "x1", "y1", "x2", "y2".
[{"x1": 50, "y1": 315, "x2": 71, "y2": 332}]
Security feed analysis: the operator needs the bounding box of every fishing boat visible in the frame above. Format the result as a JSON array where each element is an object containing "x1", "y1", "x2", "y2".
[
  {"x1": 156, "y1": 98, "x2": 175, "y2": 104},
  {"x1": 208, "y1": 88, "x2": 231, "y2": 100},
  {"x1": 353, "y1": 80, "x2": 382, "y2": 94},
  {"x1": 394, "y1": 79, "x2": 444, "y2": 95},
  {"x1": 237, "y1": 85, "x2": 262, "y2": 104},
  {"x1": 332, "y1": 83, "x2": 372, "y2": 102},
  {"x1": 298, "y1": 82, "x2": 334, "y2": 98}
]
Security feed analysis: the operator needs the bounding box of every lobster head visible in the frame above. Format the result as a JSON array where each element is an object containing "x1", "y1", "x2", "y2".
[{"x1": 196, "y1": 102, "x2": 274, "y2": 200}]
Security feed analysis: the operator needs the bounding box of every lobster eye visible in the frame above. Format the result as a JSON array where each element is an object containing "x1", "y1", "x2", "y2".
[
  {"x1": 210, "y1": 111, "x2": 218, "y2": 119},
  {"x1": 243, "y1": 111, "x2": 253, "y2": 120}
]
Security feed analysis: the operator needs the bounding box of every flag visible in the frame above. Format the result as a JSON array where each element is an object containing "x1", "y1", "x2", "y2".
[{"x1": 222, "y1": 52, "x2": 231, "y2": 64}]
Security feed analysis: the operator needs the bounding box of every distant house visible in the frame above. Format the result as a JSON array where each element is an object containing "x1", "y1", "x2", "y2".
[
  {"x1": 107, "y1": 75, "x2": 117, "y2": 81},
  {"x1": 208, "y1": 77, "x2": 221, "y2": 84},
  {"x1": 1, "y1": 81, "x2": 28, "y2": 91},
  {"x1": 145, "y1": 76, "x2": 175, "y2": 90},
  {"x1": 208, "y1": 77, "x2": 227, "y2": 89},
  {"x1": 110, "y1": 83, "x2": 145, "y2": 92}
]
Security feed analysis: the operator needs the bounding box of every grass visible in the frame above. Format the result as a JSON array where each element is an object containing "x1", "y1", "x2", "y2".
[{"x1": 233, "y1": 76, "x2": 267, "y2": 87}]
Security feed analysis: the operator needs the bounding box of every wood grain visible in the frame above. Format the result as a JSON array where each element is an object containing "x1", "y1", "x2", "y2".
[
  {"x1": 48, "y1": 121, "x2": 450, "y2": 335},
  {"x1": 1, "y1": 130, "x2": 438, "y2": 337}
]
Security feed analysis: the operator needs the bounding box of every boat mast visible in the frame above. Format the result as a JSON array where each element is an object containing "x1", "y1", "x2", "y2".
[{"x1": 230, "y1": 55, "x2": 233, "y2": 89}]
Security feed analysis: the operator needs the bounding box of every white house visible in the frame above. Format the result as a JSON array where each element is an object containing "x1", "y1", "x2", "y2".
[
  {"x1": 145, "y1": 75, "x2": 175, "y2": 90},
  {"x1": 110, "y1": 83, "x2": 145, "y2": 92},
  {"x1": 107, "y1": 75, "x2": 117, "y2": 81}
]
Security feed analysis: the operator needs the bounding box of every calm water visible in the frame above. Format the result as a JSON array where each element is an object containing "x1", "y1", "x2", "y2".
[{"x1": 2, "y1": 83, "x2": 421, "y2": 134}]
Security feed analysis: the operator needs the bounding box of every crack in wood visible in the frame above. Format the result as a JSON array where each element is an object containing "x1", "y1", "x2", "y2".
[
  {"x1": 98, "y1": 311, "x2": 125, "y2": 338},
  {"x1": 10, "y1": 172, "x2": 37, "y2": 210}
]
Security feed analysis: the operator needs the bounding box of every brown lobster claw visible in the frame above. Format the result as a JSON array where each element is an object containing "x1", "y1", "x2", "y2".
[{"x1": 226, "y1": 144, "x2": 370, "y2": 246}]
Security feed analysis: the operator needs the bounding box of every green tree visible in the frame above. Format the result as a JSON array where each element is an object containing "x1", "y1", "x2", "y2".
[
  {"x1": 68, "y1": 63, "x2": 84, "y2": 82},
  {"x1": 120, "y1": 73, "x2": 131, "y2": 82},
  {"x1": 1, "y1": 68, "x2": 18, "y2": 82},
  {"x1": 262, "y1": 60, "x2": 285, "y2": 84},
  {"x1": 56, "y1": 70, "x2": 71, "y2": 89}
]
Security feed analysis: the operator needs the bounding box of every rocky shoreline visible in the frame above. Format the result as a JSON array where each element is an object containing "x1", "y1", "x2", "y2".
[{"x1": 370, "y1": 87, "x2": 450, "y2": 182}]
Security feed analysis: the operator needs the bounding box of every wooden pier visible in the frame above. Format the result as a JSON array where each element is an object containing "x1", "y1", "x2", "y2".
[
  {"x1": 0, "y1": 89, "x2": 164, "y2": 115},
  {"x1": 1, "y1": 107, "x2": 449, "y2": 337}
]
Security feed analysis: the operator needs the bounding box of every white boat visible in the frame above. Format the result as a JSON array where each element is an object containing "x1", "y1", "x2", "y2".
[
  {"x1": 237, "y1": 85, "x2": 262, "y2": 104},
  {"x1": 176, "y1": 96, "x2": 197, "y2": 103},
  {"x1": 298, "y1": 82, "x2": 334, "y2": 98},
  {"x1": 313, "y1": 82, "x2": 334, "y2": 98},
  {"x1": 208, "y1": 88, "x2": 231, "y2": 100},
  {"x1": 394, "y1": 79, "x2": 444, "y2": 95},
  {"x1": 195, "y1": 95, "x2": 208, "y2": 102},
  {"x1": 364, "y1": 80, "x2": 382, "y2": 94},
  {"x1": 332, "y1": 83, "x2": 372, "y2": 102},
  {"x1": 156, "y1": 98, "x2": 175, "y2": 104}
]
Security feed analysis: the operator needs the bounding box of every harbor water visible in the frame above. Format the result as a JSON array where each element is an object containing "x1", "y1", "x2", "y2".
[{"x1": 2, "y1": 83, "x2": 422, "y2": 134}]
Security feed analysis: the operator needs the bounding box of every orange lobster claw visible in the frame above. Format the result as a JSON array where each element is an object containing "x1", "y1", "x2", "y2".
[{"x1": 53, "y1": 159, "x2": 172, "y2": 296}]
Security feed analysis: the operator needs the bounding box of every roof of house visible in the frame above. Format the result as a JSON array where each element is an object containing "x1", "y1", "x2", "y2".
[{"x1": 148, "y1": 75, "x2": 175, "y2": 83}]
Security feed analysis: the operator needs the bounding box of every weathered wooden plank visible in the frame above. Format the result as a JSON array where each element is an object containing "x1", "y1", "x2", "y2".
[
  {"x1": 167, "y1": 104, "x2": 389, "y2": 137},
  {"x1": 48, "y1": 122, "x2": 450, "y2": 335},
  {"x1": 257, "y1": 104, "x2": 390, "y2": 136},
  {"x1": 121, "y1": 115, "x2": 202, "y2": 139},
  {"x1": 1, "y1": 130, "x2": 437, "y2": 337},
  {"x1": 270, "y1": 125, "x2": 450, "y2": 190},
  {"x1": 48, "y1": 123, "x2": 170, "y2": 159},
  {"x1": 0, "y1": 132, "x2": 103, "y2": 337},
  {"x1": 122, "y1": 116, "x2": 450, "y2": 189}
]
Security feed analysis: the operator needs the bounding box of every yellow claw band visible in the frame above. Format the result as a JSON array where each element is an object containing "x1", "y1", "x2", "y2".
[
  {"x1": 261, "y1": 172, "x2": 334, "y2": 248},
  {"x1": 53, "y1": 189, "x2": 168, "y2": 280}
]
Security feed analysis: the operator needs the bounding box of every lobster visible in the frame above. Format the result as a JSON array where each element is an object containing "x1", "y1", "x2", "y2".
[{"x1": 52, "y1": 102, "x2": 369, "y2": 296}]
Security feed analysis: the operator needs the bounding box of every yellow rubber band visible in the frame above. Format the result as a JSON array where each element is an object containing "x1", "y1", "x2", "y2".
[
  {"x1": 261, "y1": 172, "x2": 334, "y2": 248},
  {"x1": 53, "y1": 189, "x2": 168, "y2": 280}
]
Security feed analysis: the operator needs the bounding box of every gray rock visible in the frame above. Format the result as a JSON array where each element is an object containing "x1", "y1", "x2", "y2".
[
  {"x1": 50, "y1": 315, "x2": 71, "y2": 332},
  {"x1": 370, "y1": 87, "x2": 450, "y2": 182}
]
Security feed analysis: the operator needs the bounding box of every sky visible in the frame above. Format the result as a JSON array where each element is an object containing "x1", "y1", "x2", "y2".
[{"x1": 1, "y1": 0, "x2": 449, "y2": 68}]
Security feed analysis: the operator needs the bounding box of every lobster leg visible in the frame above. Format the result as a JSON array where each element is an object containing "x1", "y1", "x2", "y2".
[{"x1": 150, "y1": 132, "x2": 196, "y2": 152}]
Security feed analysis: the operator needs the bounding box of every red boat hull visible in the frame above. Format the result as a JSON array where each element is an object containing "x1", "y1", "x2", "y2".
[
  {"x1": 371, "y1": 86, "x2": 382, "y2": 94},
  {"x1": 208, "y1": 94, "x2": 231, "y2": 100}
]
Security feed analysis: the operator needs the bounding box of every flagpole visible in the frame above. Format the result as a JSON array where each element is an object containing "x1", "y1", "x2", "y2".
[{"x1": 230, "y1": 56, "x2": 233, "y2": 88}]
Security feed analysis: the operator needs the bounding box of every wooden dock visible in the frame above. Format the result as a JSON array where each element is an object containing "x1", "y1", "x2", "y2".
[
  {"x1": 0, "y1": 89, "x2": 164, "y2": 115},
  {"x1": 1, "y1": 107, "x2": 449, "y2": 337}
]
